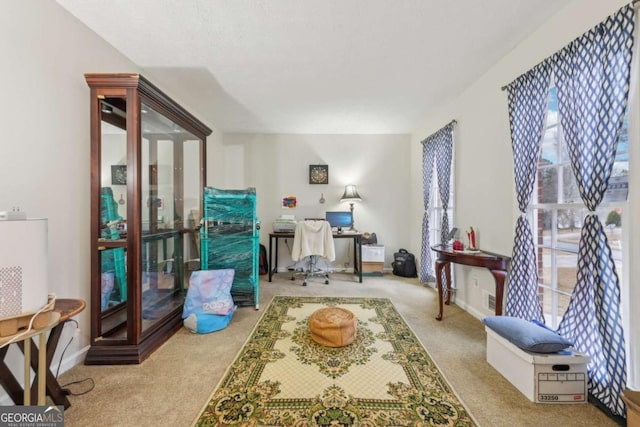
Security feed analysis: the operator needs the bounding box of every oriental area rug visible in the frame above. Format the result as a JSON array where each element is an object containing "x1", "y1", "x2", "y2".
[{"x1": 193, "y1": 296, "x2": 477, "y2": 426}]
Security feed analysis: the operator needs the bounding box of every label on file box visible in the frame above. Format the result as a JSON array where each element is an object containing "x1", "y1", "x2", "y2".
[{"x1": 537, "y1": 372, "x2": 587, "y2": 402}]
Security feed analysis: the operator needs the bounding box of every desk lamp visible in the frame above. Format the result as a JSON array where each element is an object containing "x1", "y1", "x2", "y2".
[{"x1": 340, "y1": 184, "x2": 362, "y2": 231}]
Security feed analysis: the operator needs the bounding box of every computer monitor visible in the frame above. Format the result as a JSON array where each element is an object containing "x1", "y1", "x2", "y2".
[{"x1": 325, "y1": 211, "x2": 352, "y2": 233}]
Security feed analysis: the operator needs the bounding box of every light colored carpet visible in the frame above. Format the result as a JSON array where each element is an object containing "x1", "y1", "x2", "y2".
[
  {"x1": 59, "y1": 273, "x2": 617, "y2": 427},
  {"x1": 194, "y1": 296, "x2": 476, "y2": 426}
]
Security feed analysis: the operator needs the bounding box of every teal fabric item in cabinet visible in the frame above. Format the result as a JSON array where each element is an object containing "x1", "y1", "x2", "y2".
[
  {"x1": 200, "y1": 187, "x2": 259, "y2": 308},
  {"x1": 100, "y1": 187, "x2": 127, "y2": 308}
]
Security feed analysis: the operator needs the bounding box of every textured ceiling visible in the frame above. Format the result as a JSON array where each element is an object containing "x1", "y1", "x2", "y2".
[{"x1": 57, "y1": 0, "x2": 571, "y2": 134}]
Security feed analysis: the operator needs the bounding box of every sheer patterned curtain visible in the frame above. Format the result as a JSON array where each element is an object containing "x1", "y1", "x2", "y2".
[
  {"x1": 435, "y1": 125, "x2": 454, "y2": 243},
  {"x1": 505, "y1": 63, "x2": 551, "y2": 322},
  {"x1": 554, "y1": 5, "x2": 635, "y2": 417},
  {"x1": 420, "y1": 141, "x2": 436, "y2": 283},
  {"x1": 420, "y1": 123, "x2": 454, "y2": 284}
]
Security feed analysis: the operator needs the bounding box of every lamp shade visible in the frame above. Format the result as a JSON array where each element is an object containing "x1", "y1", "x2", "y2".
[{"x1": 340, "y1": 184, "x2": 362, "y2": 202}]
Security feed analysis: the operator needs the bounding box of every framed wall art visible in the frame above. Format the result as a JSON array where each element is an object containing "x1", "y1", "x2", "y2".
[
  {"x1": 282, "y1": 196, "x2": 297, "y2": 209},
  {"x1": 309, "y1": 164, "x2": 329, "y2": 184},
  {"x1": 111, "y1": 165, "x2": 127, "y2": 185}
]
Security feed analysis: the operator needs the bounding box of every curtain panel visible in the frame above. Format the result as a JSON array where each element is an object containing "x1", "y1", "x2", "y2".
[
  {"x1": 420, "y1": 123, "x2": 454, "y2": 284},
  {"x1": 420, "y1": 141, "x2": 436, "y2": 283},
  {"x1": 505, "y1": 63, "x2": 551, "y2": 322},
  {"x1": 435, "y1": 130, "x2": 453, "y2": 244},
  {"x1": 555, "y1": 5, "x2": 635, "y2": 417}
]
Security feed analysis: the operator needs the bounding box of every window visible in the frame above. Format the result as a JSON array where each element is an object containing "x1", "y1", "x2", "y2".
[
  {"x1": 531, "y1": 86, "x2": 628, "y2": 328},
  {"x1": 429, "y1": 156, "x2": 455, "y2": 250}
]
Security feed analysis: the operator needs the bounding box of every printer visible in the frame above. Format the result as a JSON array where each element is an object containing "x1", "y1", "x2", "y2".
[{"x1": 273, "y1": 215, "x2": 297, "y2": 233}]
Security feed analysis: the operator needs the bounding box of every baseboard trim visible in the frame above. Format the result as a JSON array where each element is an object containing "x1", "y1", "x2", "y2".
[{"x1": 53, "y1": 345, "x2": 90, "y2": 377}]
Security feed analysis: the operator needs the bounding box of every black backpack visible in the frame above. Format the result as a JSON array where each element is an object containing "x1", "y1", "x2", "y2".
[
  {"x1": 259, "y1": 244, "x2": 269, "y2": 275},
  {"x1": 392, "y1": 249, "x2": 417, "y2": 278}
]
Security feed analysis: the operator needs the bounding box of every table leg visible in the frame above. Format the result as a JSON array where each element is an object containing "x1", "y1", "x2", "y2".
[
  {"x1": 444, "y1": 263, "x2": 452, "y2": 305},
  {"x1": 356, "y1": 236, "x2": 362, "y2": 283},
  {"x1": 24, "y1": 338, "x2": 30, "y2": 405},
  {"x1": 268, "y1": 235, "x2": 273, "y2": 282},
  {"x1": 490, "y1": 269, "x2": 507, "y2": 316},
  {"x1": 351, "y1": 237, "x2": 356, "y2": 279},
  {"x1": 28, "y1": 323, "x2": 71, "y2": 408},
  {"x1": 435, "y1": 260, "x2": 448, "y2": 321},
  {"x1": 0, "y1": 346, "x2": 24, "y2": 404},
  {"x1": 275, "y1": 238, "x2": 279, "y2": 276},
  {"x1": 38, "y1": 333, "x2": 46, "y2": 405}
]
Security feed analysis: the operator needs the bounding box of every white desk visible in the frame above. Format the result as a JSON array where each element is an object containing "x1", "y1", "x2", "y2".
[{"x1": 268, "y1": 232, "x2": 363, "y2": 283}]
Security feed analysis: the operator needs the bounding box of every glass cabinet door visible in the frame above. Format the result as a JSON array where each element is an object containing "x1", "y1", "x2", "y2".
[
  {"x1": 140, "y1": 102, "x2": 200, "y2": 334},
  {"x1": 98, "y1": 97, "x2": 129, "y2": 341}
]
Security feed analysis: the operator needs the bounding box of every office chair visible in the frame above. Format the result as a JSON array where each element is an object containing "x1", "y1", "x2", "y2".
[{"x1": 291, "y1": 219, "x2": 335, "y2": 286}]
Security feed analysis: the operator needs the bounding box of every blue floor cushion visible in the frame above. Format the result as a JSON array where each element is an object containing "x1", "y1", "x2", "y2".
[
  {"x1": 183, "y1": 310, "x2": 234, "y2": 334},
  {"x1": 183, "y1": 269, "x2": 236, "y2": 334}
]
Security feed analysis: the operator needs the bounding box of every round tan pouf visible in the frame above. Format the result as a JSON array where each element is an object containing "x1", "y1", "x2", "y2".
[{"x1": 309, "y1": 307, "x2": 357, "y2": 347}]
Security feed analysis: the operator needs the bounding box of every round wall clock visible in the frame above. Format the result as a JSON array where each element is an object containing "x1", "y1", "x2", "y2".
[{"x1": 309, "y1": 165, "x2": 329, "y2": 184}]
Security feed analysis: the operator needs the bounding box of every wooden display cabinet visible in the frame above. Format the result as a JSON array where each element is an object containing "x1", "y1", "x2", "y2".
[{"x1": 85, "y1": 73, "x2": 211, "y2": 364}]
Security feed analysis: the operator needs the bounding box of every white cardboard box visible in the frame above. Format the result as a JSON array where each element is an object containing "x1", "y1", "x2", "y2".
[
  {"x1": 362, "y1": 261, "x2": 383, "y2": 274},
  {"x1": 485, "y1": 326, "x2": 590, "y2": 404}
]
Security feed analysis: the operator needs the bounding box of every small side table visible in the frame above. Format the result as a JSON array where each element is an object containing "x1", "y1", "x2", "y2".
[
  {"x1": 0, "y1": 298, "x2": 86, "y2": 408},
  {"x1": 0, "y1": 311, "x2": 60, "y2": 405},
  {"x1": 26, "y1": 299, "x2": 86, "y2": 407}
]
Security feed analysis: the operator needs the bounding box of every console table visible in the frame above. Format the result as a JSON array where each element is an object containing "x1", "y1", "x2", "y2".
[
  {"x1": 268, "y1": 232, "x2": 363, "y2": 283},
  {"x1": 0, "y1": 298, "x2": 85, "y2": 408},
  {"x1": 0, "y1": 312, "x2": 60, "y2": 406},
  {"x1": 431, "y1": 244, "x2": 510, "y2": 321}
]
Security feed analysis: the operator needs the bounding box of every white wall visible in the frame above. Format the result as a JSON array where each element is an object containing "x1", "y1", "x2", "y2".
[
  {"x1": 0, "y1": 0, "x2": 222, "y2": 400},
  {"x1": 409, "y1": 0, "x2": 639, "y2": 388},
  {"x1": 223, "y1": 133, "x2": 411, "y2": 269},
  {"x1": 0, "y1": 0, "x2": 140, "y2": 381}
]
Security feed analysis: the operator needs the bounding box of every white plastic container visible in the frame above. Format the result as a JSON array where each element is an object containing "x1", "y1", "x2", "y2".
[
  {"x1": 0, "y1": 218, "x2": 49, "y2": 318},
  {"x1": 362, "y1": 245, "x2": 384, "y2": 262},
  {"x1": 362, "y1": 245, "x2": 384, "y2": 274}
]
